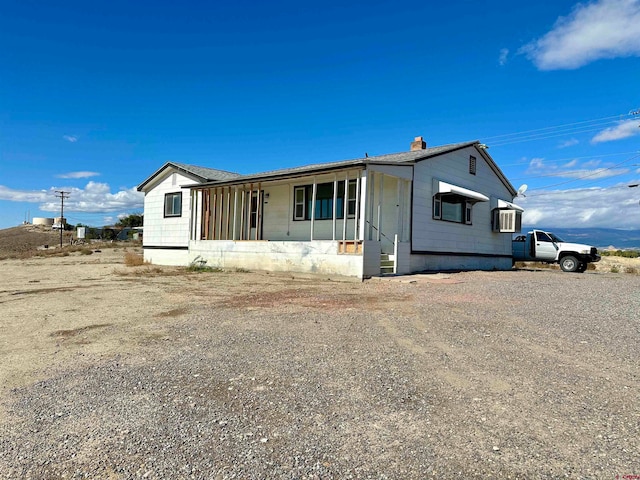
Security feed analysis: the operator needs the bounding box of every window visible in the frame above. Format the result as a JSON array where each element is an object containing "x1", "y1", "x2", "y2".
[
  {"x1": 536, "y1": 231, "x2": 553, "y2": 242},
  {"x1": 164, "y1": 192, "x2": 182, "y2": 217},
  {"x1": 433, "y1": 194, "x2": 473, "y2": 224},
  {"x1": 294, "y1": 187, "x2": 305, "y2": 220},
  {"x1": 469, "y1": 155, "x2": 477, "y2": 175},
  {"x1": 294, "y1": 180, "x2": 357, "y2": 220}
]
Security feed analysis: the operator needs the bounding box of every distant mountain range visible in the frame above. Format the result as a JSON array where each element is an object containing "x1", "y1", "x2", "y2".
[{"x1": 523, "y1": 227, "x2": 640, "y2": 250}]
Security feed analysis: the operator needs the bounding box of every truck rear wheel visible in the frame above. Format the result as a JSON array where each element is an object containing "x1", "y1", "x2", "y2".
[{"x1": 560, "y1": 255, "x2": 579, "y2": 272}]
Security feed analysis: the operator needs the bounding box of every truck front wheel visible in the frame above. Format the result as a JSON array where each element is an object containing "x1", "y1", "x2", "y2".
[{"x1": 560, "y1": 255, "x2": 579, "y2": 272}]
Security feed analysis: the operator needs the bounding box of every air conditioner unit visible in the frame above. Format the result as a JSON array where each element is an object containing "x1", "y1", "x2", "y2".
[{"x1": 492, "y1": 209, "x2": 522, "y2": 233}]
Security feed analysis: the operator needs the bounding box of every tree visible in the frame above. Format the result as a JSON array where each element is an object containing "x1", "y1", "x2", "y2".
[{"x1": 116, "y1": 213, "x2": 143, "y2": 228}]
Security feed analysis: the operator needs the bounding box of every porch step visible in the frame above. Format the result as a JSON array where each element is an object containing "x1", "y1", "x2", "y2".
[{"x1": 380, "y1": 253, "x2": 395, "y2": 275}]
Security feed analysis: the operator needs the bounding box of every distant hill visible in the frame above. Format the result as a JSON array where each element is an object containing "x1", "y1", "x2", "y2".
[
  {"x1": 523, "y1": 227, "x2": 640, "y2": 250},
  {"x1": 0, "y1": 225, "x2": 73, "y2": 258}
]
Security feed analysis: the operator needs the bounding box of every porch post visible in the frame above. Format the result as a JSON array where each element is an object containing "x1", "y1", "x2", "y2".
[
  {"x1": 358, "y1": 171, "x2": 367, "y2": 241},
  {"x1": 211, "y1": 187, "x2": 218, "y2": 240},
  {"x1": 248, "y1": 183, "x2": 253, "y2": 240},
  {"x1": 332, "y1": 174, "x2": 338, "y2": 241},
  {"x1": 256, "y1": 182, "x2": 261, "y2": 240},
  {"x1": 240, "y1": 186, "x2": 246, "y2": 240},
  {"x1": 342, "y1": 172, "x2": 349, "y2": 243},
  {"x1": 310, "y1": 178, "x2": 317, "y2": 241},
  {"x1": 218, "y1": 188, "x2": 224, "y2": 241},
  {"x1": 233, "y1": 187, "x2": 238, "y2": 240},
  {"x1": 226, "y1": 187, "x2": 231, "y2": 240},
  {"x1": 189, "y1": 189, "x2": 195, "y2": 241}
]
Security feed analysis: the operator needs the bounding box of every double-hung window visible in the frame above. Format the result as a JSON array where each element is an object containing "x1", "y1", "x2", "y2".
[
  {"x1": 164, "y1": 192, "x2": 182, "y2": 217},
  {"x1": 294, "y1": 180, "x2": 357, "y2": 220}
]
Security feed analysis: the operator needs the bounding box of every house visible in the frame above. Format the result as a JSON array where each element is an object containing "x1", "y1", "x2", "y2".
[{"x1": 137, "y1": 137, "x2": 523, "y2": 278}]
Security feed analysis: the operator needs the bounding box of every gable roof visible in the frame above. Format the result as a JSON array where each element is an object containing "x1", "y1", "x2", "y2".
[
  {"x1": 137, "y1": 161, "x2": 240, "y2": 191},
  {"x1": 196, "y1": 141, "x2": 480, "y2": 188},
  {"x1": 138, "y1": 140, "x2": 517, "y2": 197}
]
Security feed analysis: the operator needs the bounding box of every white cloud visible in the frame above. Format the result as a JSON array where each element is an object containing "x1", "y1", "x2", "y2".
[
  {"x1": 558, "y1": 138, "x2": 579, "y2": 148},
  {"x1": 0, "y1": 181, "x2": 143, "y2": 213},
  {"x1": 498, "y1": 48, "x2": 509, "y2": 66},
  {"x1": 521, "y1": 0, "x2": 640, "y2": 70},
  {"x1": 526, "y1": 157, "x2": 628, "y2": 179},
  {"x1": 591, "y1": 119, "x2": 640, "y2": 143},
  {"x1": 56, "y1": 171, "x2": 100, "y2": 179},
  {"x1": 63, "y1": 135, "x2": 78, "y2": 143},
  {"x1": 519, "y1": 183, "x2": 640, "y2": 228}
]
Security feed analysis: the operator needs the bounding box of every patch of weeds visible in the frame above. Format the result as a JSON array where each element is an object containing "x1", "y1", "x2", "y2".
[
  {"x1": 610, "y1": 265, "x2": 620, "y2": 273},
  {"x1": 234, "y1": 267, "x2": 250, "y2": 273},
  {"x1": 124, "y1": 251, "x2": 145, "y2": 266},
  {"x1": 187, "y1": 257, "x2": 222, "y2": 273},
  {"x1": 625, "y1": 266, "x2": 638, "y2": 274},
  {"x1": 80, "y1": 248, "x2": 93, "y2": 255},
  {"x1": 186, "y1": 264, "x2": 222, "y2": 273}
]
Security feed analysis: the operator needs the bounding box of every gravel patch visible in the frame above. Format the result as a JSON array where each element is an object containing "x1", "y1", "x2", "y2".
[{"x1": 1, "y1": 269, "x2": 639, "y2": 478}]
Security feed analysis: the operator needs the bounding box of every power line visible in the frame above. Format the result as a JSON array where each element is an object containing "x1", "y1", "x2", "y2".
[
  {"x1": 524, "y1": 154, "x2": 640, "y2": 195},
  {"x1": 499, "y1": 150, "x2": 639, "y2": 168},
  {"x1": 483, "y1": 112, "x2": 633, "y2": 142},
  {"x1": 479, "y1": 110, "x2": 640, "y2": 148}
]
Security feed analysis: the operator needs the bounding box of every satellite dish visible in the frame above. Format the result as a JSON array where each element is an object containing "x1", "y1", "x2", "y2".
[{"x1": 517, "y1": 184, "x2": 528, "y2": 197}]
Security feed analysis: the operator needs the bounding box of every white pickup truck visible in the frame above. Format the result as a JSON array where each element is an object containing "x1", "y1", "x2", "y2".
[{"x1": 512, "y1": 230, "x2": 601, "y2": 272}]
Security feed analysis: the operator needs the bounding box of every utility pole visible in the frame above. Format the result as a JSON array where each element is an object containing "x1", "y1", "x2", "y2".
[{"x1": 55, "y1": 190, "x2": 69, "y2": 248}]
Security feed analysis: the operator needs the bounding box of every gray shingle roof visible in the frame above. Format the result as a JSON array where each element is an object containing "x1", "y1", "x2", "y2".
[
  {"x1": 198, "y1": 141, "x2": 479, "y2": 186},
  {"x1": 137, "y1": 162, "x2": 240, "y2": 191},
  {"x1": 169, "y1": 162, "x2": 240, "y2": 181}
]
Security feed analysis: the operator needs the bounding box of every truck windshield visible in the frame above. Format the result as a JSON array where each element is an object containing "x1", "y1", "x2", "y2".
[{"x1": 548, "y1": 233, "x2": 565, "y2": 242}]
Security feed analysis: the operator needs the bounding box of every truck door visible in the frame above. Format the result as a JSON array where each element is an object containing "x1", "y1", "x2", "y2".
[{"x1": 533, "y1": 231, "x2": 557, "y2": 261}]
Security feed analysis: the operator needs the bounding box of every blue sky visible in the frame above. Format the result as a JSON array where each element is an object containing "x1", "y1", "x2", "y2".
[{"x1": 1, "y1": 0, "x2": 639, "y2": 229}]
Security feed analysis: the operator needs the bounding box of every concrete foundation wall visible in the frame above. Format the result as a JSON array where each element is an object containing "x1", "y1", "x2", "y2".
[
  {"x1": 189, "y1": 240, "x2": 365, "y2": 278},
  {"x1": 395, "y1": 242, "x2": 411, "y2": 275},
  {"x1": 410, "y1": 254, "x2": 512, "y2": 272},
  {"x1": 362, "y1": 241, "x2": 381, "y2": 278},
  {"x1": 143, "y1": 248, "x2": 189, "y2": 266}
]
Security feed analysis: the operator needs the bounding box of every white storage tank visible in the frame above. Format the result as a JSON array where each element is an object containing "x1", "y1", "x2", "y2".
[{"x1": 33, "y1": 217, "x2": 54, "y2": 226}]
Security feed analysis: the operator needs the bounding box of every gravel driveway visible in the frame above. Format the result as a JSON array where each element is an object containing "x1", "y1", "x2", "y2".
[{"x1": 1, "y1": 255, "x2": 639, "y2": 479}]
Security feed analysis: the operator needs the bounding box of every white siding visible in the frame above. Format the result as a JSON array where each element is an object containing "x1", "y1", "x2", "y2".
[
  {"x1": 261, "y1": 173, "x2": 359, "y2": 242},
  {"x1": 411, "y1": 146, "x2": 514, "y2": 258},
  {"x1": 142, "y1": 171, "x2": 200, "y2": 248}
]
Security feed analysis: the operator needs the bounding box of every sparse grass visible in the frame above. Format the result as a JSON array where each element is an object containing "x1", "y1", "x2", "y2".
[
  {"x1": 186, "y1": 264, "x2": 223, "y2": 273},
  {"x1": 80, "y1": 248, "x2": 93, "y2": 255},
  {"x1": 624, "y1": 266, "x2": 638, "y2": 274},
  {"x1": 124, "y1": 252, "x2": 146, "y2": 266},
  {"x1": 610, "y1": 265, "x2": 620, "y2": 273}
]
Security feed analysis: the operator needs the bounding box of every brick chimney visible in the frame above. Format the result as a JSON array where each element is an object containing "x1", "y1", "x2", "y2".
[{"x1": 410, "y1": 136, "x2": 426, "y2": 151}]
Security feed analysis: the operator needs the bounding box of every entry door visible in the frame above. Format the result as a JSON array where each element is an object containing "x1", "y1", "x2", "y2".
[
  {"x1": 248, "y1": 190, "x2": 264, "y2": 240},
  {"x1": 533, "y1": 230, "x2": 557, "y2": 261}
]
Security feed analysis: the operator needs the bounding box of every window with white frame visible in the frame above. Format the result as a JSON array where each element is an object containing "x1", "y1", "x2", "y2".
[
  {"x1": 164, "y1": 192, "x2": 182, "y2": 217},
  {"x1": 433, "y1": 194, "x2": 473, "y2": 225},
  {"x1": 293, "y1": 180, "x2": 357, "y2": 221}
]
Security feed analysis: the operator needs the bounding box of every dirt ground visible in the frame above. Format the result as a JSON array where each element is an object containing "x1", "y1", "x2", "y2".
[{"x1": 1, "y1": 247, "x2": 639, "y2": 477}]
